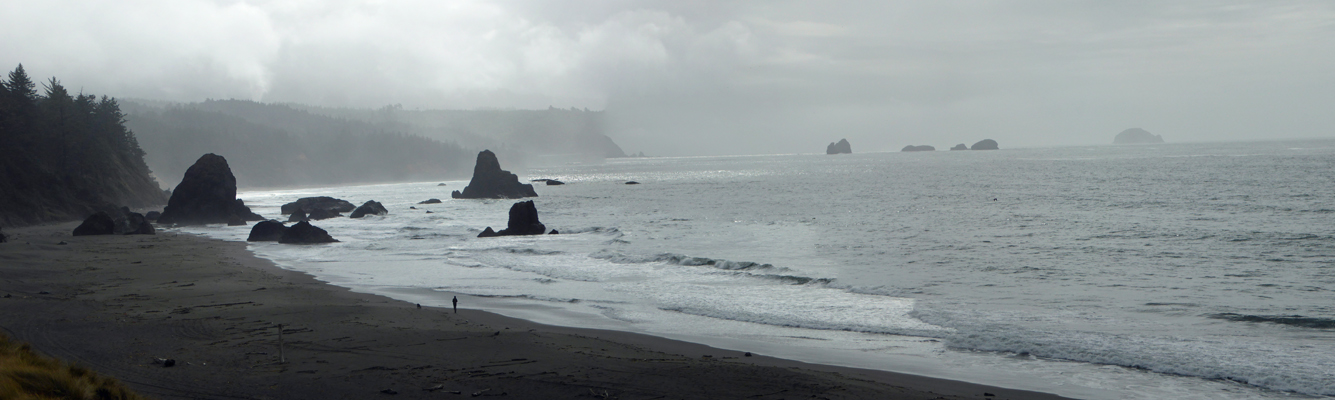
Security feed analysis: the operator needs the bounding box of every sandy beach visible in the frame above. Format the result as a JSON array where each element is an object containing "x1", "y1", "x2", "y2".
[{"x1": 0, "y1": 223, "x2": 1069, "y2": 400}]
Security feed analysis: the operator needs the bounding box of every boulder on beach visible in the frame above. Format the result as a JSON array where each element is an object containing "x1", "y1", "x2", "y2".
[
  {"x1": 950, "y1": 143, "x2": 968, "y2": 151},
  {"x1": 288, "y1": 210, "x2": 309, "y2": 222},
  {"x1": 155, "y1": 154, "x2": 264, "y2": 225},
  {"x1": 247, "y1": 220, "x2": 287, "y2": 242},
  {"x1": 278, "y1": 221, "x2": 338, "y2": 244},
  {"x1": 826, "y1": 139, "x2": 852, "y2": 154},
  {"x1": 73, "y1": 212, "x2": 117, "y2": 236},
  {"x1": 122, "y1": 211, "x2": 155, "y2": 235},
  {"x1": 452, "y1": 150, "x2": 538, "y2": 199},
  {"x1": 307, "y1": 208, "x2": 341, "y2": 220},
  {"x1": 418, "y1": 199, "x2": 442, "y2": 204},
  {"x1": 477, "y1": 200, "x2": 548, "y2": 238},
  {"x1": 901, "y1": 145, "x2": 935, "y2": 152},
  {"x1": 281, "y1": 197, "x2": 355, "y2": 215},
  {"x1": 1114, "y1": 128, "x2": 1165, "y2": 144},
  {"x1": 349, "y1": 200, "x2": 388, "y2": 218},
  {"x1": 970, "y1": 139, "x2": 999, "y2": 150}
]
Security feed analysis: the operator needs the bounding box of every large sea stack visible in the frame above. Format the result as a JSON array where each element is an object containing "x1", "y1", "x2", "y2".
[
  {"x1": 156, "y1": 154, "x2": 263, "y2": 225},
  {"x1": 452, "y1": 150, "x2": 538, "y2": 199},
  {"x1": 477, "y1": 201, "x2": 548, "y2": 237},
  {"x1": 1113, "y1": 128, "x2": 1165, "y2": 144},
  {"x1": 826, "y1": 139, "x2": 852, "y2": 154}
]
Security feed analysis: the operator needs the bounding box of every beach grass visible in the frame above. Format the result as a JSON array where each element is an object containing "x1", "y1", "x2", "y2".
[{"x1": 0, "y1": 332, "x2": 147, "y2": 400}]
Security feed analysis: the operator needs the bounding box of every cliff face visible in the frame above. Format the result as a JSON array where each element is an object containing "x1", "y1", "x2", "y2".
[
  {"x1": 1114, "y1": 128, "x2": 1165, "y2": 144},
  {"x1": 0, "y1": 65, "x2": 166, "y2": 227}
]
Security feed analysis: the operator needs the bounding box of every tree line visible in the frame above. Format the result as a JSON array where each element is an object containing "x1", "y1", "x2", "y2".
[{"x1": 0, "y1": 64, "x2": 165, "y2": 227}]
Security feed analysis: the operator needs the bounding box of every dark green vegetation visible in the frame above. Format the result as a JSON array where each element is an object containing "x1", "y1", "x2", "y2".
[
  {"x1": 0, "y1": 65, "x2": 166, "y2": 227},
  {"x1": 124, "y1": 100, "x2": 626, "y2": 189},
  {"x1": 0, "y1": 332, "x2": 148, "y2": 400}
]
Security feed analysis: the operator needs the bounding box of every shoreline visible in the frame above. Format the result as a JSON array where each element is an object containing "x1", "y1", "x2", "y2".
[{"x1": 0, "y1": 223, "x2": 1071, "y2": 400}]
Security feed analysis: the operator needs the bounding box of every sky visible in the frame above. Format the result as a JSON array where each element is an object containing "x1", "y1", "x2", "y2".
[{"x1": 3, "y1": 0, "x2": 1334, "y2": 155}]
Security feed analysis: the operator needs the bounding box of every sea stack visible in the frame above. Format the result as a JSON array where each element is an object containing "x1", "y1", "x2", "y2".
[
  {"x1": 970, "y1": 139, "x2": 999, "y2": 150},
  {"x1": 155, "y1": 153, "x2": 264, "y2": 225},
  {"x1": 477, "y1": 200, "x2": 548, "y2": 237},
  {"x1": 826, "y1": 139, "x2": 852, "y2": 154},
  {"x1": 452, "y1": 150, "x2": 538, "y2": 199},
  {"x1": 1114, "y1": 128, "x2": 1165, "y2": 144}
]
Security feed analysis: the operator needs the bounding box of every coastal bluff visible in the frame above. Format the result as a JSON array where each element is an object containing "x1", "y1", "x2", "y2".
[
  {"x1": 1114, "y1": 128, "x2": 1165, "y2": 144},
  {"x1": 452, "y1": 150, "x2": 538, "y2": 199}
]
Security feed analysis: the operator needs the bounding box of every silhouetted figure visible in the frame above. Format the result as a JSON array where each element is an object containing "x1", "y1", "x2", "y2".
[{"x1": 453, "y1": 296, "x2": 458, "y2": 313}]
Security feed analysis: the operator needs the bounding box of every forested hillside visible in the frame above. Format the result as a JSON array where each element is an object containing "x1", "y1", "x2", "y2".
[
  {"x1": 0, "y1": 65, "x2": 166, "y2": 227},
  {"x1": 124, "y1": 101, "x2": 474, "y2": 188}
]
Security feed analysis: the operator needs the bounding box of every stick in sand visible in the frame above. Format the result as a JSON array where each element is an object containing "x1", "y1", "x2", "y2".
[{"x1": 278, "y1": 324, "x2": 285, "y2": 364}]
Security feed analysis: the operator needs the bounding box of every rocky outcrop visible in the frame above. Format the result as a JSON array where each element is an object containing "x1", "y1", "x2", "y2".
[
  {"x1": 950, "y1": 143, "x2": 968, "y2": 150},
  {"x1": 826, "y1": 139, "x2": 852, "y2": 154},
  {"x1": 281, "y1": 197, "x2": 355, "y2": 215},
  {"x1": 121, "y1": 211, "x2": 155, "y2": 235},
  {"x1": 156, "y1": 154, "x2": 264, "y2": 225},
  {"x1": 970, "y1": 139, "x2": 999, "y2": 150},
  {"x1": 278, "y1": 221, "x2": 338, "y2": 244},
  {"x1": 901, "y1": 145, "x2": 935, "y2": 152},
  {"x1": 452, "y1": 150, "x2": 538, "y2": 199},
  {"x1": 1114, "y1": 128, "x2": 1164, "y2": 144},
  {"x1": 418, "y1": 199, "x2": 442, "y2": 204},
  {"x1": 288, "y1": 210, "x2": 309, "y2": 222},
  {"x1": 477, "y1": 201, "x2": 548, "y2": 238},
  {"x1": 349, "y1": 201, "x2": 388, "y2": 218},
  {"x1": 73, "y1": 212, "x2": 117, "y2": 236},
  {"x1": 247, "y1": 220, "x2": 287, "y2": 242},
  {"x1": 307, "y1": 209, "x2": 341, "y2": 220}
]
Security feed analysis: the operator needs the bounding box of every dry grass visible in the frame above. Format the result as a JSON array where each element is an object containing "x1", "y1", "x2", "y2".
[{"x1": 0, "y1": 333, "x2": 148, "y2": 400}]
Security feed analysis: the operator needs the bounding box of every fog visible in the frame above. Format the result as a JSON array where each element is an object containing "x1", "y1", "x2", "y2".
[{"x1": 4, "y1": 1, "x2": 1333, "y2": 155}]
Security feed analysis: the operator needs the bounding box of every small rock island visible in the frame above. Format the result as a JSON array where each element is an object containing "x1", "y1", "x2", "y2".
[
  {"x1": 452, "y1": 150, "x2": 538, "y2": 199},
  {"x1": 1114, "y1": 128, "x2": 1165, "y2": 144},
  {"x1": 826, "y1": 139, "x2": 852, "y2": 154}
]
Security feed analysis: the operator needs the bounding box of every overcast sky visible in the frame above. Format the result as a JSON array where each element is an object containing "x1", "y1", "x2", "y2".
[{"x1": 3, "y1": 1, "x2": 1333, "y2": 155}]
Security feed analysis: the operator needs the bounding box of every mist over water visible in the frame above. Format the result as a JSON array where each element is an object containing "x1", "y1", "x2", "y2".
[{"x1": 180, "y1": 140, "x2": 1335, "y2": 399}]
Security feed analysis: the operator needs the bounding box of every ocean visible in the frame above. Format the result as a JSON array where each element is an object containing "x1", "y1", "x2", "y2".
[{"x1": 177, "y1": 139, "x2": 1335, "y2": 399}]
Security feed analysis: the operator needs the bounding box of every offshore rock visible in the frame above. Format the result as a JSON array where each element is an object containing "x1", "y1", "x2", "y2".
[
  {"x1": 307, "y1": 208, "x2": 341, "y2": 220},
  {"x1": 349, "y1": 200, "x2": 388, "y2": 218},
  {"x1": 418, "y1": 198, "x2": 442, "y2": 204},
  {"x1": 1114, "y1": 128, "x2": 1165, "y2": 144},
  {"x1": 901, "y1": 145, "x2": 935, "y2": 152},
  {"x1": 451, "y1": 150, "x2": 538, "y2": 199},
  {"x1": 826, "y1": 139, "x2": 852, "y2": 154},
  {"x1": 281, "y1": 197, "x2": 355, "y2": 215},
  {"x1": 278, "y1": 221, "x2": 338, "y2": 244},
  {"x1": 545, "y1": 180, "x2": 565, "y2": 186},
  {"x1": 950, "y1": 143, "x2": 968, "y2": 150},
  {"x1": 156, "y1": 154, "x2": 264, "y2": 225},
  {"x1": 477, "y1": 201, "x2": 547, "y2": 238},
  {"x1": 73, "y1": 212, "x2": 116, "y2": 236},
  {"x1": 288, "y1": 210, "x2": 309, "y2": 222},
  {"x1": 247, "y1": 220, "x2": 287, "y2": 242},
  {"x1": 970, "y1": 139, "x2": 999, "y2": 150}
]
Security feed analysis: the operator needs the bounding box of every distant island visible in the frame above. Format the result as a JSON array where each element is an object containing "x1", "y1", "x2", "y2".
[
  {"x1": 901, "y1": 145, "x2": 935, "y2": 152},
  {"x1": 1114, "y1": 128, "x2": 1164, "y2": 144},
  {"x1": 970, "y1": 139, "x2": 999, "y2": 150},
  {"x1": 826, "y1": 139, "x2": 852, "y2": 154}
]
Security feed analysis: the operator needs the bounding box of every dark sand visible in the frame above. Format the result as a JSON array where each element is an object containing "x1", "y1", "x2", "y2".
[{"x1": 0, "y1": 223, "x2": 1071, "y2": 400}]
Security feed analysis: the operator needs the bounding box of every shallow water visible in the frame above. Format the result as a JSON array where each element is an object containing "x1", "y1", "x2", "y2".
[{"x1": 179, "y1": 139, "x2": 1335, "y2": 399}]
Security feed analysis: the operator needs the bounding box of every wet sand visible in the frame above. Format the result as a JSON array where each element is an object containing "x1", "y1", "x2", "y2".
[{"x1": 0, "y1": 222, "x2": 1070, "y2": 399}]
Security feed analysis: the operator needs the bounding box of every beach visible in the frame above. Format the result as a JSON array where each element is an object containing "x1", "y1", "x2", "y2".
[{"x1": 0, "y1": 222, "x2": 1068, "y2": 400}]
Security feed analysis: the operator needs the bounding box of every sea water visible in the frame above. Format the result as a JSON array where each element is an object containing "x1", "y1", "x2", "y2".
[{"x1": 177, "y1": 139, "x2": 1335, "y2": 399}]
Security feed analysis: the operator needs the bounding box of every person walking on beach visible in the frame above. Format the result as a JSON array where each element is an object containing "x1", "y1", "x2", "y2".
[{"x1": 452, "y1": 296, "x2": 458, "y2": 313}]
